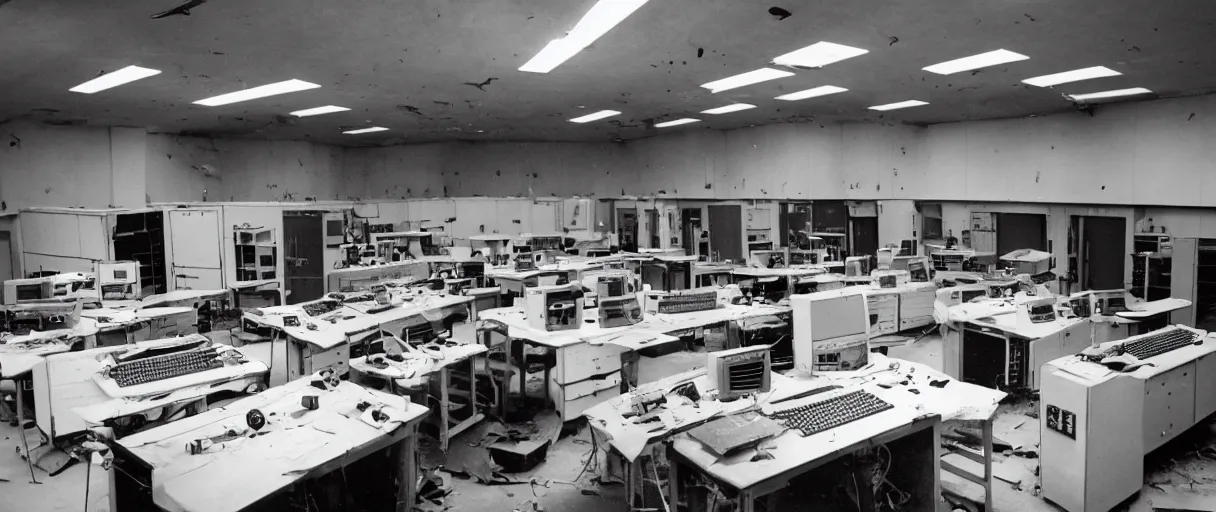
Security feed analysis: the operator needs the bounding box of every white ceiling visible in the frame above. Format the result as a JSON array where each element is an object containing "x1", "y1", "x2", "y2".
[{"x1": 1, "y1": 0, "x2": 1213, "y2": 146}]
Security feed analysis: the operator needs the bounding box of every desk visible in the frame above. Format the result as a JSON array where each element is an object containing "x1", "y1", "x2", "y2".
[
  {"x1": 111, "y1": 375, "x2": 429, "y2": 512},
  {"x1": 326, "y1": 260, "x2": 430, "y2": 293},
  {"x1": 244, "y1": 292, "x2": 474, "y2": 386},
  {"x1": 349, "y1": 343, "x2": 489, "y2": 452},
  {"x1": 585, "y1": 354, "x2": 1003, "y2": 511},
  {"x1": 668, "y1": 386, "x2": 942, "y2": 512},
  {"x1": 480, "y1": 303, "x2": 788, "y2": 421}
]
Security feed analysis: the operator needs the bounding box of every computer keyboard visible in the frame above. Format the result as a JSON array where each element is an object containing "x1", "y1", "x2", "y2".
[
  {"x1": 109, "y1": 347, "x2": 221, "y2": 387},
  {"x1": 1122, "y1": 327, "x2": 1200, "y2": 360},
  {"x1": 768, "y1": 390, "x2": 893, "y2": 437},
  {"x1": 656, "y1": 291, "x2": 717, "y2": 314}
]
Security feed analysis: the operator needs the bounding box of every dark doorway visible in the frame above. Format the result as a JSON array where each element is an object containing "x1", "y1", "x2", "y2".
[
  {"x1": 781, "y1": 203, "x2": 813, "y2": 248},
  {"x1": 1076, "y1": 216, "x2": 1126, "y2": 290},
  {"x1": 617, "y1": 209, "x2": 638, "y2": 253},
  {"x1": 996, "y1": 213, "x2": 1048, "y2": 256},
  {"x1": 284, "y1": 212, "x2": 325, "y2": 304},
  {"x1": 681, "y1": 208, "x2": 701, "y2": 257},
  {"x1": 645, "y1": 209, "x2": 659, "y2": 249},
  {"x1": 707, "y1": 205, "x2": 743, "y2": 262},
  {"x1": 113, "y1": 211, "x2": 168, "y2": 295},
  {"x1": 849, "y1": 217, "x2": 879, "y2": 260},
  {"x1": 812, "y1": 201, "x2": 848, "y2": 233}
]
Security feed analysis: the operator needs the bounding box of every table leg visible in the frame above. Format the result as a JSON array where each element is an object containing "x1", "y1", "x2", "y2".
[
  {"x1": 469, "y1": 356, "x2": 477, "y2": 415},
  {"x1": 16, "y1": 380, "x2": 39, "y2": 484},
  {"x1": 739, "y1": 490, "x2": 755, "y2": 512},
  {"x1": 394, "y1": 429, "x2": 418, "y2": 512},
  {"x1": 667, "y1": 448, "x2": 679, "y2": 512},
  {"x1": 852, "y1": 454, "x2": 875, "y2": 512},
  {"x1": 440, "y1": 367, "x2": 451, "y2": 452},
  {"x1": 982, "y1": 419, "x2": 994, "y2": 512}
]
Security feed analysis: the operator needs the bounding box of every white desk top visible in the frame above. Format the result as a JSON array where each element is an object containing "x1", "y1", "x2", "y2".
[
  {"x1": 349, "y1": 342, "x2": 488, "y2": 381},
  {"x1": 117, "y1": 375, "x2": 428, "y2": 512},
  {"x1": 479, "y1": 303, "x2": 789, "y2": 349},
  {"x1": 0, "y1": 320, "x2": 101, "y2": 378},
  {"x1": 246, "y1": 293, "x2": 473, "y2": 350},
  {"x1": 328, "y1": 260, "x2": 429, "y2": 276},
  {"x1": 1116, "y1": 297, "x2": 1192, "y2": 319},
  {"x1": 731, "y1": 266, "x2": 831, "y2": 278},
  {"x1": 587, "y1": 353, "x2": 1004, "y2": 463}
]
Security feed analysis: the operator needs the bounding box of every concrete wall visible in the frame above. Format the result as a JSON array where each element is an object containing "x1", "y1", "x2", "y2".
[
  {"x1": 145, "y1": 135, "x2": 343, "y2": 203},
  {"x1": 0, "y1": 121, "x2": 122, "y2": 210}
]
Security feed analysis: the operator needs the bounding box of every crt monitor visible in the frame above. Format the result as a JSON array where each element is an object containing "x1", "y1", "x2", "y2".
[{"x1": 707, "y1": 345, "x2": 772, "y2": 401}]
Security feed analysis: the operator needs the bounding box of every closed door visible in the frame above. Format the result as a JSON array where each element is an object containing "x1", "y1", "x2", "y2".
[
  {"x1": 1081, "y1": 216, "x2": 1126, "y2": 290},
  {"x1": 169, "y1": 210, "x2": 223, "y2": 289},
  {"x1": 707, "y1": 205, "x2": 743, "y2": 262},
  {"x1": 284, "y1": 213, "x2": 325, "y2": 304},
  {"x1": 970, "y1": 212, "x2": 997, "y2": 253}
]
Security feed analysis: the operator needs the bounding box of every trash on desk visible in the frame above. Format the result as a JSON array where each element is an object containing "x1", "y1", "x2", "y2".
[{"x1": 686, "y1": 412, "x2": 785, "y2": 457}]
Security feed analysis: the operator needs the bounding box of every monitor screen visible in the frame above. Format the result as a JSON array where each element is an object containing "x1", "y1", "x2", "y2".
[
  {"x1": 326, "y1": 220, "x2": 343, "y2": 236},
  {"x1": 113, "y1": 269, "x2": 128, "y2": 280},
  {"x1": 16, "y1": 284, "x2": 44, "y2": 300}
]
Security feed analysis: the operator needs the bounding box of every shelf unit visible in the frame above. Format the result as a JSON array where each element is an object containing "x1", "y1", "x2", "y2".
[
  {"x1": 1131, "y1": 233, "x2": 1172, "y2": 301},
  {"x1": 235, "y1": 227, "x2": 277, "y2": 282},
  {"x1": 112, "y1": 211, "x2": 168, "y2": 295}
]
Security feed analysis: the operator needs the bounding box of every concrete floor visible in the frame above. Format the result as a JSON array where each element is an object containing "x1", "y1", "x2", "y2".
[{"x1": 4, "y1": 334, "x2": 1216, "y2": 512}]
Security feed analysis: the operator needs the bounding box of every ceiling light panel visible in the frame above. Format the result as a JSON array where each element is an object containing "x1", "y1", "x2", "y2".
[
  {"x1": 290, "y1": 105, "x2": 351, "y2": 117},
  {"x1": 923, "y1": 49, "x2": 1029, "y2": 75},
  {"x1": 700, "y1": 68, "x2": 794, "y2": 94},
  {"x1": 194, "y1": 79, "x2": 321, "y2": 107},
  {"x1": 569, "y1": 110, "x2": 621, "y2": 123},
  {"x1": 343, "y1": 127, "x2": 389, "y2": 134},
  {"x1": 519, "y1": 0, "x2": 649, "y2": 73},
  {"x1": 69, "y1": 65, "x2": 161, "y2": 94},
  {"x1": 772, "y1": 42, "x2": 868, "y2": 69},
  {"x1": 775, "y1": 85, "x2": 848, "y2": 101},
  {"x1": 1022, "y1": 66, "x2": 1121, "y2": 87},
  {"x1": 868, "y1": 100, "x2": 928, "y2": 111},
  {"x1": 654, "y1": 118, "x2": 700, "y2": 128},
  {"x1": 1065, "y1": 87, "x2": 1152, "y2": 102},
  {"x1": 701, "y1": 103, "x2": 756, "y2": 115}
]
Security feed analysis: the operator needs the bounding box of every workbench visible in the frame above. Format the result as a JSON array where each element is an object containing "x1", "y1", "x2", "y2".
[
  {"x1": 241, "y1": 292, "x2": 474, "y2": 386},
  {"x1": 109, "y1": 374, "x2": 429, "y2": 512},
  {"x1": 349, "y1": 342, "x2": 489, "y2": 452},
  {"x1": 583, "y1": 354, "x2": 1004, "y2": 512},
  {"x1": 479, "y1": 302, "x2": 789, "y2": 421},
  {"x1": 326, "y1": 260, "x2": 430, "y2": 293},
  {"x1": 668, "y1": 408, "x2": 942, "y2": 512}
]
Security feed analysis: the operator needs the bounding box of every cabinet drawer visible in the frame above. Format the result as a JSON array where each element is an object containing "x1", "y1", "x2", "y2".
[
  {"x1": 557, "y1": 386, "x2": 621, "y2": 421},
  {"x1": 562, "y1": 371, "x2": 622, "y2": 400},
  {"x1": 558, "y1": 342, "x2": 624, "y2": 383}
]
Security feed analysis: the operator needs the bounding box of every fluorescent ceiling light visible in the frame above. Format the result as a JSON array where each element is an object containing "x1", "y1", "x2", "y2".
[
  {"x1": 290, "y1": 105, "x2": 350, "y2": 117},
  {"x1": 775, "y1": 85, "x2": 848, "y2": 101},
  {"x1": 1022, "y1": 66, "x2": 1121, "y2": 87},
  {"x1": 700, "y1": 68, "x2": 794, "y2": 94},
  {"x1": 519, "y1": 0, "x2": 649, "y2": 73},
  {"x1": 569, "y1": 110, "x2": 621, "y2": 123},
  {"x1": 654, "y1": 118, "x2": 700, "y2": 128},
  {"x1": 69, "y1": 65, "x2": 161, "y2": 94},
  {"x1": 772, "y1": 42, "x2": 868, "y2": 69},
  {"x1": 923, "y1": 49, "x2": 1029, "y2": 75},
  {"x1": 194, "y1": 79, "x2": 321, "y2": 107},
  {"x1": 1064, "y1": 87, "x2": 1152, "y2": 102},
  {"x1": 343, "y1": 126, "x2": 389, "y2": 134},
  {"x1": 868, "y1": 100, "x2": 928, "y2": 111},
  {"x1": 701, "y1": 103, "x2": 756, "y2": 115}
]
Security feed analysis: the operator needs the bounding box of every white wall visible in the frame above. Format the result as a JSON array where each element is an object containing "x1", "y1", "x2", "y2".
[
  {"x1": 0, "y1": 121, "x2": 121, "y2": 210},
  {"x1": 144, "y1": 135, "x2": 343, "y2": 204}
]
